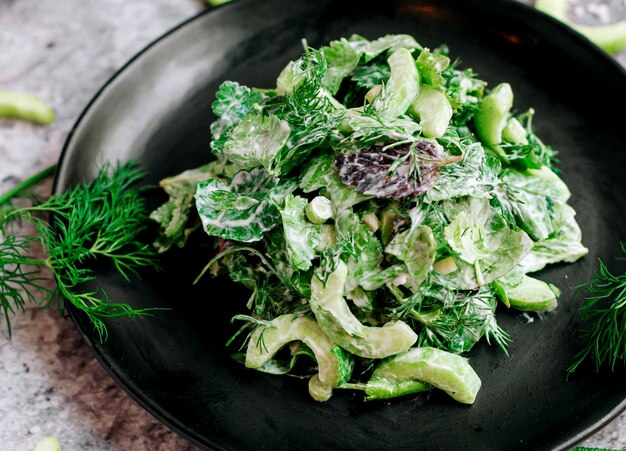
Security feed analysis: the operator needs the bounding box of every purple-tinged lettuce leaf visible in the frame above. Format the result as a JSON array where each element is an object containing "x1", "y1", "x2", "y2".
[{"x1": 334, "y1": 142, "x2": 461, "y2": 198}]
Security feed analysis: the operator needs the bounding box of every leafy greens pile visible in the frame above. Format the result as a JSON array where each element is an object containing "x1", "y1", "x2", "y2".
[{"x1": 152, "y1": 35, "x2": 588, "y2": 404}]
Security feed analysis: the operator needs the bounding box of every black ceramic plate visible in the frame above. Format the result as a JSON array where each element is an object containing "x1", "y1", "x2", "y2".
[{"x1": 54, "y1": 0, "x2": 626, "y2": 449}]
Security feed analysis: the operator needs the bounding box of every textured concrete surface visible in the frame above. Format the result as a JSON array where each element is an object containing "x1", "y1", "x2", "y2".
[{"x1": 0, "y1": 0, "x2": 625, "y2": 450}]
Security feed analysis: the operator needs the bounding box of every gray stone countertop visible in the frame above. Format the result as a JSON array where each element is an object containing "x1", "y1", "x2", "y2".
[{"x1": 0, "y1": 1, "x2": 624, "y2": 450}]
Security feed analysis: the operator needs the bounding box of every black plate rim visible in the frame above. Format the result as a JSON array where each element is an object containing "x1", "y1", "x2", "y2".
[{"x1": 52, "y1": 1, "x2": 626, "y2": 449}]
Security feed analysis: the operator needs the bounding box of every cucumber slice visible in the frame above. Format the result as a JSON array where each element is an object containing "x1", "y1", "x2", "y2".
[
  {"x1": 369, "y1": 347, "x2": 482, "y2": 404},
  {"x1": 245, "y1": 314, "x2": 349, "y2": 387},
  {"x1": 496, "y1": 275, "x2": 559, "y2": 312},
  {"x1": 474, "y1": 83, "x2": 513, "y2": 158},
  {"x1": 373, "y1": 48, "x2": 420, "y2": 119},
  {"x1": 33, "y1": 437, "x2": 62, "y2": 451},
  {"x1": 408, "y1": 85, "x2": 453, "y2": 138},
  {"x1": 502, "y1": 117, "x2": 528, "y2": 145},
  {"x1": 310, "y1": 261, "x2": 417, "y2": 359}
]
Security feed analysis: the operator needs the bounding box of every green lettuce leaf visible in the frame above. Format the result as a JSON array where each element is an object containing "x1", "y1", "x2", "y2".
[
  {"x1": 438, "y1": 197, "x2": 533, "y2": 289},
  {"x1": 150, "y1": 163, "x2": 222, "y2": 252},
  {"x1": 279, "y1": 195, "x2": 321, "y2": 271},
  {"x1": 210, "y1": 81, "x2": 268, "y2": 154},
  {"x1": 426, "y1": 142, "x2": 497, "y2": 202},
  {"x1": 385, "y1": 212, "x2": 437, "y2": 292},
  {"x1": 195, "y1": 167, "x2": 295, "y2": 242},
  {"x1": 264, "y1": 230, "x2": 313, "y2": 298},
  {"x1": 518, "y1": 201, "x2": 588, "y2": 274},
  {"x1": 501, "y1": 166, "x2": 570, "y2": 241},
  {"x1": 222, "y1": 112, "x2": 290, "y2": 174},
  {"x1": 322, "y1": 38, "x2": 361, "y2": 95},
  {"x1": 334, "y1": 209, "x2": 383, "y2": 293}
]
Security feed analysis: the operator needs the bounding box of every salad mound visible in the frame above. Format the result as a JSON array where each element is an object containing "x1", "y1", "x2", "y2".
[{"x1": 151, "y1": 34, "x2": 588, "y2": 404}]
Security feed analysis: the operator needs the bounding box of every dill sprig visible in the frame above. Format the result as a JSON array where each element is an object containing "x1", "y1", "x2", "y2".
[
  {"x1": 568, "y1": 243, "x2": 626, "y2": 374},
  {"x1": 0, "y1": 162, "x2": 161, "y2": 340}
]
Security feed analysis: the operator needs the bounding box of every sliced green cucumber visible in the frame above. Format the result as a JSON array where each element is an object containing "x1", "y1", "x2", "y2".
[
  {"x1": 474, "y1": 82, "x2": 513, "y2": 158},
  {"x1": 310, "y1": 261, "x2": 417, "y2": 359},
  {"x1": 408, "y1": 84, "x2": 453, "y2": 138},
  {"x1": 368, "y1": 347, "x2": 482, "y2": 404}
]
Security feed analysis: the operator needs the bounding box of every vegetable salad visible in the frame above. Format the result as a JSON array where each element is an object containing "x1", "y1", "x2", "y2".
[{"x1": 151, "y1": 34, "x2": 587, "y2": 403}]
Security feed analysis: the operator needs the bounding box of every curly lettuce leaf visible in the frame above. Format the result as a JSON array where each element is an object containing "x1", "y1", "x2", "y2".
[
  {"x1": 210, "y1": 81, "x2": 268, "y2": 154},
  {"x1": 438, "y1": 197, "x2": 533, "y2": 289},
  {"x1": 150, "y1": 163, "x2": 224, "y2": 252},
  {"x1": 195, "y1": 168, "x2": 295, "y2": 242},
  {"x1": 518, "y1": 201, "x2": 588, "y2": 274},
  {"x1": 322, "y1": 38, "x2": 361, "y2": 95},
  {"x1": 222, "y1": 112, "x2": 290, "y2": 174},
  {"x1": 416, "y1": 48, "x2": 450, "y2": 90},
  {"x1": 385, "y1": 224, "x2": 437, "y2": 292}
]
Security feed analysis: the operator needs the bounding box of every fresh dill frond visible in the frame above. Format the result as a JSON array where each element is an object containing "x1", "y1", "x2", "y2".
[
  {"x1": 0, "y1": 162, "x2": 161, "y2": 340},
  {"x1": 568, "y1": 244, "x2": 626, "y2": 374}
]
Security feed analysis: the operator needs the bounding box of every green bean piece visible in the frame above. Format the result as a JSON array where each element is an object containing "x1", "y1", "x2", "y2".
[{"x1": 0, "y1": 91, "x2": 55, "y2": 125}]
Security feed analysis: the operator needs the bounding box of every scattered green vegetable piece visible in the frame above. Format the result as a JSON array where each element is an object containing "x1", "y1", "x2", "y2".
[
  {"x1": 535, "y1": 0, "x2": 626, "y2": 54},
  {"x1": 33, "y1": 436, "x2": 61, "y2": 451},
  {"x1": 205, "y1": 0, "x2": 231, "y2": 6},
  {"x1": 0, "y1": 164, "x2": 56, "y2": 209},
  {"x1": 0, "y1": 91, "x2": 55, "y2": 125}
]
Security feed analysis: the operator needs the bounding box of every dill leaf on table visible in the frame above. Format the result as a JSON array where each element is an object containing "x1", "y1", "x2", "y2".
[
  {"x1": 0, "y1": 161, "x2": 161, "y2": 340},
  {"x1": 568, "y1": 243, "x2": 626, "y2": 374}
]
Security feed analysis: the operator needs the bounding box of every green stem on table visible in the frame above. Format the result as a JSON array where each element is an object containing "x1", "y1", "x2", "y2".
[{"x1": 0, "y1": 164, "x2": 57, "y2": 208}]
